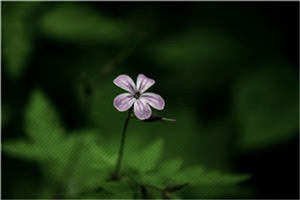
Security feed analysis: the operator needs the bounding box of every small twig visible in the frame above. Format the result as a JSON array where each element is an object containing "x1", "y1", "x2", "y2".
[
  {"x1": 161, "y1": 117, "x2": 177, "y2": 122},
  {"x1": 130, "y1": 114, "x2": 176, "y2": 122}
]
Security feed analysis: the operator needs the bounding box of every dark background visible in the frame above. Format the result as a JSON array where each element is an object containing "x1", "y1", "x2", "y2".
[{"x1": 2, "y1": 2, "x2": 299, "y2": 199}]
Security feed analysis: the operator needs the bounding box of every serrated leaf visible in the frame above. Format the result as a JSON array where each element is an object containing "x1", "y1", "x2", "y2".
[
  {"x1": 64, "y1": 132, "x2": 113, "y2": 193},
  {"x1": 126, "y1": 139, "x2": 163, "y2": 172},
  {"x1": 88, "y1": 137, "x2": 117, "y2": 169},
  {"x1": 47, "y1": 131, "x2": 112, "y2": 195},
  {"x1": 159, "y1": 159, "x2": 183, "y2": 177},
  {"x1": 25, "y1": 90, "x2": 65, "y2": 149},
  {"x1": 4, "y1": 89, "x2": 120, "y2": 198},
  {"x1": 23, "y1": 90, "x2": 113, "y2": 194},
  {"x1": 39, "y1": 4, "x2": 131, "y2": 44},
  {"x1": 138, "y1": 158, "x2": 184, "y2": 188},
  {"x1": 171, "y1": 166, "x2": 250, "y2": 198}
]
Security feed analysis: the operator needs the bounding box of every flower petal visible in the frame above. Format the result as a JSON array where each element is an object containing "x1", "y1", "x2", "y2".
[
  {"x1": 114, "y1": 93, "x2": 136, "y2": 112},
  {"x1": 141, "y1": 92, "x2": 165, "y2": 110},
  {"x1": 134, "y1": 99, "x2": 152, "y2": 120},
  {"x1": 136, "y1": 74, "x2": 155, "y2": 93},
  {"x1": 113, "y1": 74, "x2": 136, "y2": 94}
]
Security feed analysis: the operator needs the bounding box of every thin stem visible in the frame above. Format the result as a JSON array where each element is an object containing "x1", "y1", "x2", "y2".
[
  {"x1": 113, "y1": 109, "x2": 132, "y2": 179},
  {"x1": 162, "y1": 117, "x2": 176, "y2": 122}
]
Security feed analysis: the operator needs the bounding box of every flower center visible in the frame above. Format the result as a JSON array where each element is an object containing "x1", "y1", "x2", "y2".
[{"x1": 134, "y1": 91, "x2": 141, "y2": 99}]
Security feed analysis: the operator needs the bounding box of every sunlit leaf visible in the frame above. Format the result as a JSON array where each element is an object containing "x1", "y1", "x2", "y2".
[
  {"x1": 159, "y1": 158, "x2": 183, "y2": 177},
  {"x1": 4, "y1": 90, "x2": 116, "y2": 197},
  {"x1": 139, "y1": 158, "x2": 184, "y2": 188},
  {"x1": 25, "y1": 90, "x2": 65, "y2": 150},
  {"x1": 126, "y1": 138, "x2": 163, "y2": 172},
  {"x1": 64, "y1": 132, "x2": 113, "y2": 193}
]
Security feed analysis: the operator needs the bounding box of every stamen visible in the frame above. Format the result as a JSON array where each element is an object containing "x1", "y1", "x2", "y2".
[{"x1": 134, "y1": 92, "x2": 140, "y2": 99}]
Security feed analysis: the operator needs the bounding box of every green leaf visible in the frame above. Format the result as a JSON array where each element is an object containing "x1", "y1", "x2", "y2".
[
  {"x1": 139, "y1": 158, "x2": 184, "y2": 188},
  {"x1": 173, "y1": 166, "x2": 251, "y2": 198},
  {"x1": 137, "y1": 162, "x2": 250, "y2": 199},
  {"x1": 150, "y1": 29, "x2": 240, "y2": 67},
  {"x1": 126, "y1": 138, "x2": 163, "y2": 172},
  {"x1": 45, "y1": 131, "x2": 112, "y2": 195},
  {"x1": 4, "y1": 89, "x2": 120, "y2": 197},
  {"x1": 2, "y1": 3, "x2": 38, "y2": 79},
  {"x1": 159, "y1": 158, "x2": 183, "y2": 177},
  {"x1": 101, "y1": 181, "x2": 135, "y2": 199},
  {"x1": 234, "y1": 61, "x2": 298, "y2": 150},
  {"x1": 39, "y1": 4, "x2": 131, "y2": 44},
  {"x1": 3, "y1": 90, "x2": 69, "y2": 183},
  {"x1": 25, "y1": 90, "x2": 65, "y2": 150},
  {"x1": 23, "y1": 90, "x2": 112, "y2": 194},
  {"x1": 146, "y1": 29, "x2": 242, "y2": 91},
  {"x1": 2, "y1": 140, "x2": 44, "y2": 161},
  {"x1": 174, "y1": 166, "x2": 250, "y2": 186},
  {"x1": 88, "y1": 135, "x2": 117, "y2": 168},
  {"x1": 64, "y1": 132, "x2": 113, "y2": 194}
]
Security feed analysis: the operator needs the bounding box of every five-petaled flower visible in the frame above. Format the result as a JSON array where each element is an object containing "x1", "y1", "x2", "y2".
[{"x1": 113, "y1": 74, "x2": 165, "y2": 120}]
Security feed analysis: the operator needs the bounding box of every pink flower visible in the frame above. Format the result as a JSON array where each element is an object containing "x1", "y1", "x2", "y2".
[{"x1": 113, "y1": 74, "x2": 165, "y2": 120}]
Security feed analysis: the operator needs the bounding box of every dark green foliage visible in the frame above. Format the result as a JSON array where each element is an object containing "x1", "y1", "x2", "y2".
[
  {"x1": 2, "y1": 3, "x2": 38, "y2": 79},
  {"x1": 2, "y1": 2, "x2": 298, "y2": 199},
  {"x1": 233, "y1": 61, "x2": 299, "y2": 150},
  {"x1": 39, "y1": 4, "x2": 132, "y2": 44},
  {"x1": 3, "y1": 90, "x2": 250, "y2": 198}
]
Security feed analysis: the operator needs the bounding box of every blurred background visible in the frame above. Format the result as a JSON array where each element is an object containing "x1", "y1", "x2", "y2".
[{"x1": 2, "y1": 2, "x2": 299, "y2": 199}]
